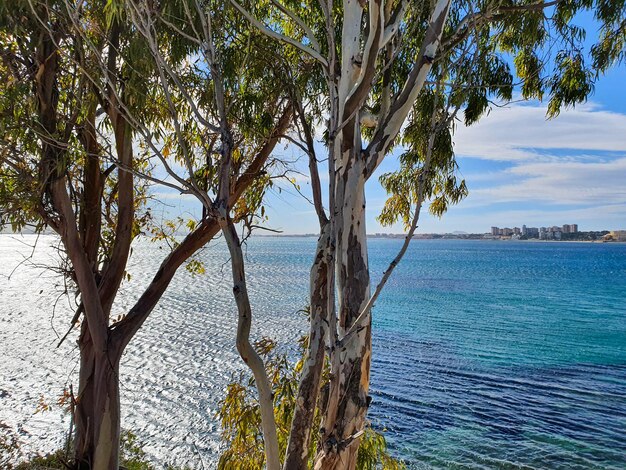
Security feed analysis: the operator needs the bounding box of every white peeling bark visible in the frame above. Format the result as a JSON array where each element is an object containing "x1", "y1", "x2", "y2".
[
  {"x1": 316, "y1": 2, "x2": 454, "y2": 468},
  {"x1": 314, "y1": 2, "x2": 378, "y2": 467},
  {"x1": 229, "y1": 0, "x2": 452, "y2": 468},
  {"x1": 338, "y1": 0, "x2": 365, "y2": 119},
  {"x1": 365, "y1": 0, "x2": 452, "y2": 177},
  {"x1": 344, "y1": 0, "x2": 383, "y2": 106},
  {"x1": 316, "y1": 150, "x2": 371, "y2": 470}
]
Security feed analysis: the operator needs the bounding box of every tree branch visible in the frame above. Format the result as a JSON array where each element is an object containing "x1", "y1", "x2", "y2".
[
  {"x1": 229, "y1": 0, "x2": 329, "y2": 67},
  {"x1": 364, "y1": 0, "x2": 451, "y2": 178}
]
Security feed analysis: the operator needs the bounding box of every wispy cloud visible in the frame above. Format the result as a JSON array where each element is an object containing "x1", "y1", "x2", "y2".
[
  {"x1": 466, "y1": 157, "x2": 626, "y2": 207},
  {"x1": 145, "y1": 100, "x2": 626, "y2": 234},
  {"x1": 454, "y1": 101, "x2": 626, "y2": 161}
]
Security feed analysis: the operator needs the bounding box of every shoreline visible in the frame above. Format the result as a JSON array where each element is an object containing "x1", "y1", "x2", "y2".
[
  {"x1": 2, "y1": 232, "x2": 625, "y2": 244},
  {"x1": 255, "y1": 234, "x2": 626, "y2": 243}
]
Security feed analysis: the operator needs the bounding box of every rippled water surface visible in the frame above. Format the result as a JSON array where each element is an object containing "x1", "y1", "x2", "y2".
[{"x1": 1, "y1": 235, "x2": 625, "y2": 469}]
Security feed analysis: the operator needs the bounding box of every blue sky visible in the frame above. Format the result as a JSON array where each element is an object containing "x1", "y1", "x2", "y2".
[{"x1": 152, "y1": 16, "x2": 626, "y2": 235}]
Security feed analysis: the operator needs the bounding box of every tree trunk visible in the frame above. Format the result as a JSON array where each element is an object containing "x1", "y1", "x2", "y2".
[
  {"x1": 316, "y1": 154, "x2": 371, "y2": 470},
  {"x1": 73, "y1": 330, "x2": 121, "y2": 470},
  {"x1": 73, "y1": 324, "x2": 96, "y2": 467},
  {"x1": 284, "y1": 223, "x2": 330, "y2": 469},
  {"x1": 91, "y1": 350, "x2": 121, "y2": 470},
  {"x1": 219, "y1": 215, "x2": 281, "y2": 470}
]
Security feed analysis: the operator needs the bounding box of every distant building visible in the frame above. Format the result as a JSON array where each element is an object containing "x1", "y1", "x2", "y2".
[{"x1": 489, "y1": 223, "x2": 577, "y2": 239}]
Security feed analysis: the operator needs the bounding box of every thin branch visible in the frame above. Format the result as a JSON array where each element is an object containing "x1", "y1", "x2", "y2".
[
  {"x1": 229, "y1": 0, "x2": 329, "y2": 67},
  {"x1": 270, "y1": 0, "x2": 321, "y2": 53}
]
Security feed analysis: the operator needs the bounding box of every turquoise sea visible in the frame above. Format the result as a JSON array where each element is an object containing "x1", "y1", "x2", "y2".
[
  {"x1": 362, "y1": 239, "x2": 626, "y2": 469},
  {"x1": 1, "y1": 236, "x2": 625, "y2": 468}
]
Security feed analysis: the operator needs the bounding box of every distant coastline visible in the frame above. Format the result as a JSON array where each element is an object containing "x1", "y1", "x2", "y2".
[
  {"x1": 257, "y1": 231, "x2": 626, "y2": 242},
  {"x1": 3, "y1": 229, "x2": 625, "y2": 243}
]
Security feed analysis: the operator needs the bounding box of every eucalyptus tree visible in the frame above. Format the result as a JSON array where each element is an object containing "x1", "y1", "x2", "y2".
[
  {"x1": 0, "y1": 1, "x2": 291, "y2": 468},
  {"x1": 1, "y1": 3, "x2": 146, "y2": 466},
  {"x1": 116, "y1": 1, "x2": 305, "y2": 467},
  {"x1": 222, "y1": 1, "x2": 625, "y2": 469}
]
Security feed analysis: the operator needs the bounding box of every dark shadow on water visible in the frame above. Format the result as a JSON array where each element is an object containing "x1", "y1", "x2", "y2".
[{"x1": 368, "y1": 331, "x2": 626, "y2": 469}]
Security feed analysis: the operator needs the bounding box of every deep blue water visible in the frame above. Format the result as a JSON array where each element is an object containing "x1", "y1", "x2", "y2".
[{"x1": 248, "y1": 238, "x2": 626, "y2": 469}]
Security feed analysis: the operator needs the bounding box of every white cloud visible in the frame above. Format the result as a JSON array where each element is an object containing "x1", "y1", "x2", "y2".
[
  {"x1": 465, "y1": 157, "x2": 626, "y2": 207},
  {"x1": 454, "y1": 101, "x2": 626, "y2": 161},
  {"x1": 442, "y1": 100, "x2": 626, "y2": 229}
]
